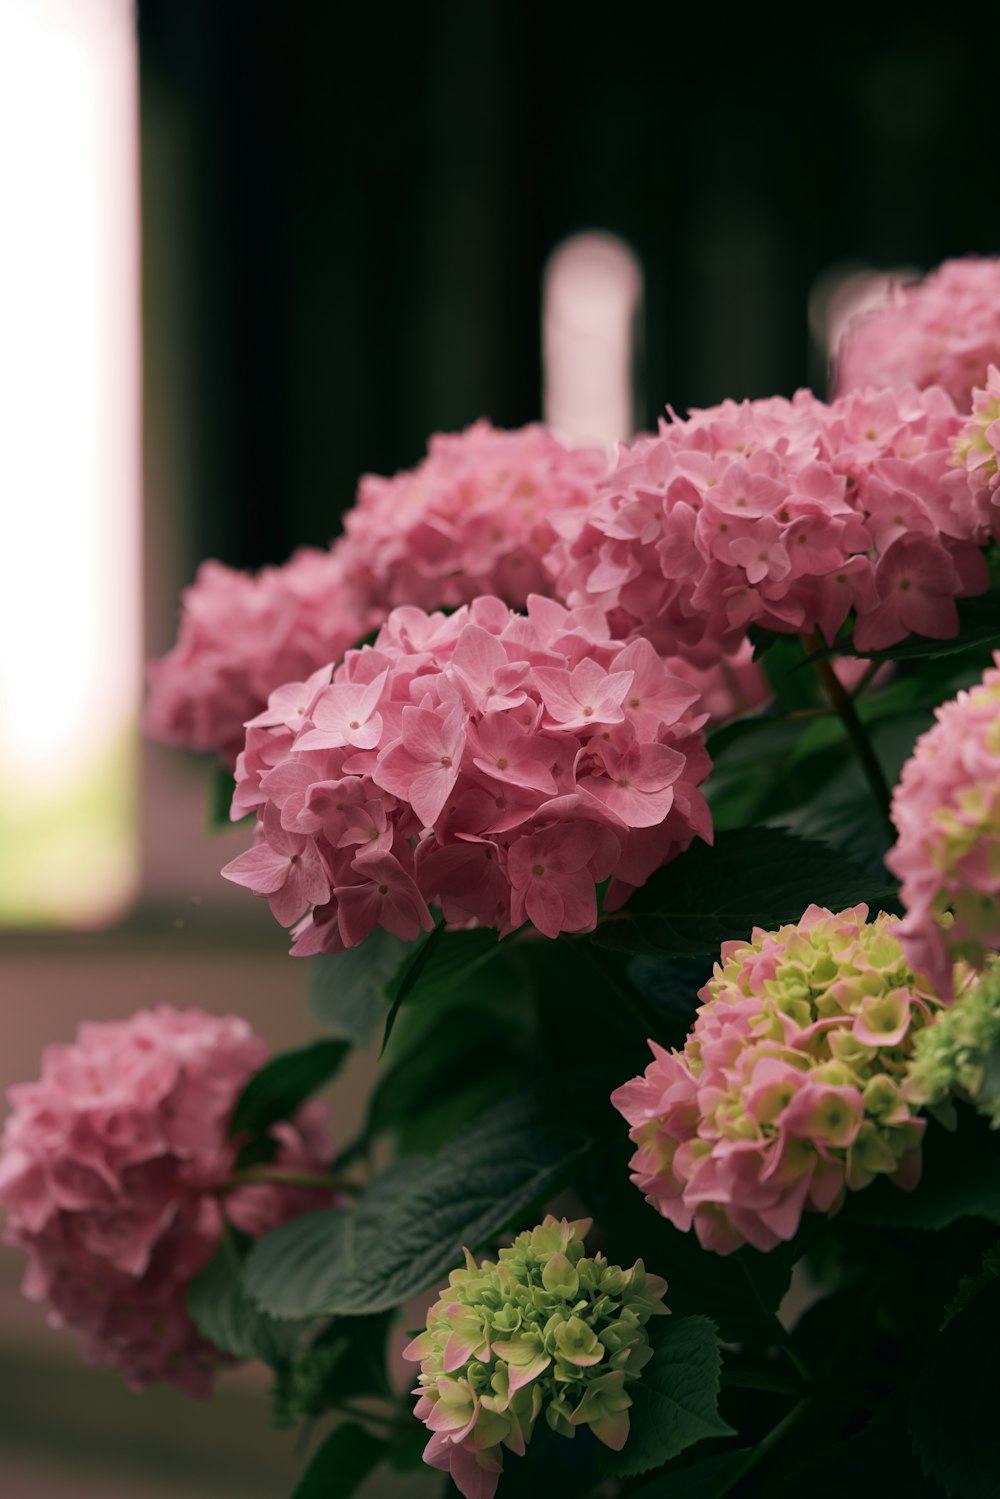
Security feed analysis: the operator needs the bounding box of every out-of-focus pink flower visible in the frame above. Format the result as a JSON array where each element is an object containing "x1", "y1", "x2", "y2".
[
  {"x1": 144, "y1": 549, "x2": 367, "y2": 769},
  {"x1": 835, "y1": 257, "x2": 1000, "y2": 411},
  {"x1": 336, "y1": 421, "x2": 608, "y2": 620},
  {"x1": 224, "y1": 596, "x2": 712, "y2": 951},
  {"x1": 612, "y1": 906, "x2": 944, "y2": 1254},
  {"x1": 0, "y1": 1007, "x2": 333, "y2": 1394},
  {"x1": 887, "y1": 653, "x2": 1000, "y2": 999},
  {"x1": 548, "y1": 386, "x2": 990, "y2": 661}
]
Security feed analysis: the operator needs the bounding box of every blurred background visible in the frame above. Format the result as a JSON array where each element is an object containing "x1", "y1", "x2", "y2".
[{"x1": 0, "y1": 1, "x2": 998, "y2": 1494}]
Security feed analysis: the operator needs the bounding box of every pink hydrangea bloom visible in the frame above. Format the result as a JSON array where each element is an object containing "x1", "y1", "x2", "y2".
[
  {"x1": 548, "y1": 386, "x2": 990, "y2": 660},
  {"x1": 223, "y1": 596, "x2": 712, "y2": 950},
  {"x1": 835, "y1": 257, "x2": 1000, "y2": 411},
  {"x1": 612, "y1": 906, "x2": 945, "y2": 1255},
  {"x1": 337, "y1": 421, "x2": 608, "y2": 619},
  {"x1": 887, "y1": 654, "x2": 1000, "y2": 1000},
  {"x1": 955, "y1": 366, "x2": 1000, "y2": 543},
  {"x1": 662, "y1": 639, "x2": 770, "y2": 726},
  {"x1": 144, "y1": 548, "x2": 367, "y2": 768},
  {"x1": 0, "y1": 1007, "x2": 333, "y2": 1394}
]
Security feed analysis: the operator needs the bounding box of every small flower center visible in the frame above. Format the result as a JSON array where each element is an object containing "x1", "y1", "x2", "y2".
[
  {"x1": 532, "y1": 864, "x2": 545, "y2": 876},
  {"x1": 496, "y1": 756, "x2": 509, "y2": 770},
  {"x1": 629, "y1": 696, "x2": 640, "y2": 708},
  {"x1": 378, "y1": 883, "x2": 389, "y2": 895},
  {"x1": 582, "y1": 705, "x2": 594, "y2": 717},
  {"x1": 486, "y1": 684, "x2": 496, "y2": 696},
  {"x1": 440, "y1": 754, "x2": 452, "y2": 766},
  {"x1": 349, "y1": 719, "x2": 360, "y2": 729},
  {"x1": 899, "y1": 578, "x2": 912, "y2": 592}
]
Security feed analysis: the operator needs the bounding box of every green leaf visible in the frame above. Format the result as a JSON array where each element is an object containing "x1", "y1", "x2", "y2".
[
  {"x1": 308, "y1": 925, "x2": 505, "y2": 1052},
  {"x1": 845, "y1": 587, "x2": 1000, "y2": 662},
  {"x1": 591, "y1": 828, "x2": 896, "y2": 957},
  {"x1": 941, "y1": 1244, "x2": 1000, "y2": 1329},
  {"x1": 244, "y1": 1091, "x2": 597, "y2": 1319},
  {"x1": 845, "y1": 1104, "x2": 1000, "y2": 1231},
  {"x1": 379, "y1": 924, "x2": 503, "y2": 1056},
  {"x1": 291, "y1": 1422, "x2": 385, "y2": 1499},
  {"x1": 600, "y1": 1317, "x2": 733, "y2": 1479},
  {"x1": 187, "y1": 1236, "x2": 299, "y2": 1366},
  {"x1": 230, "y1": 1039, "x2": 349, "y2": 1140},
  {"x1": 271, "y1": 1312, "x2": 394, "y2": 1427},
  {"x1": 909, "y1": 1276, "x2": 1000, "y2": 1499},
  {"x1": 308, "y1": 929, "x2": 418, "y2": 1046},
  {"x1": 632, "y1": 1448, "x2": 753, "y2": 1499},
  {"x1": 367, "y1": 1001, "x2": 522, "y2": 1145}
]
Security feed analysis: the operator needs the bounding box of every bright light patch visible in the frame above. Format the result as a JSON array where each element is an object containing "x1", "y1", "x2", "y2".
[
  {"x1": 543, "y1": 232, "x2": 642, "y2": 447},
  {"x1": 0, "y1": 0, "x2": 140, "y2": 924}
]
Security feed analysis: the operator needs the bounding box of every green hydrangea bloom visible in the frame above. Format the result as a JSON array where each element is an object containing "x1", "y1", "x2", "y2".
[
  {"x1": 403, "y1": 1216, "x2": 668, "y2": 1498},
  {"x1": 904, "y1": 960, "x2": 1000, "y2": 1127}
]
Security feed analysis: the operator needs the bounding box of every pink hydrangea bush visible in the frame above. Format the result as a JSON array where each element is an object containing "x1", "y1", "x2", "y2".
[
  {"x1": 887, "y1": 653, "x2": 1000, "y2": 1000},
  {"x1": 548, "y1": 385, "x2": 990, "y2": 659},
  {"x1": 612, "y1": 906, "x2": 945, "y2": 1254},
  {"x1": 955, "y1": 366, "x2": 1000, "y2": 543},
  {"x1": 144, "y1": 549, "x2": 367, "y2": 768},
  {"x1": 337, "y1": 420, "x2": 609, "y2": 620},
  {"x1": 835, "y1": 257, "x2": 1000, "y2": 410},
  {"x1": 222, "y1": 596, "x2": 712, "y2": 951},
  {"x1": 0, "y1": 1006, "x2": 332, "y2": 1394}
]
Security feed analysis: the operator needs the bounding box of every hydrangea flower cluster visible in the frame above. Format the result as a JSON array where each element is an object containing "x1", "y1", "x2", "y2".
[
  {"x1": 955, "y1": 366, "x2": 1000, "y2": 542},
  {"x1": 402, "y1": 1215, "x2": 668, "y2": 1499},
  {"x1": 903, "y1": 961, "x2": 1000, "y2": 1126},
  {"x1": 835, "y1": 257, "x2": 1000, "y2": 411},
  {"x1": 221, "y1": 595, "x2": 712, "y2": 950},
  {"x1": 144, "y1": 549, "x2": 367, "y2": 768},
  {"x1": 0, "y1": 1006, "x2": 332, "y2": 1395},
  {"x1": 337, "y1": 420, "x2": 608, "y2": 620},
  {"x1": 612, "y1": 906, "x2": 944, "y2": 1255},
  {"x1": 887, "y1": 653, "x2": 1000, "y2": 1001},
  {"x1": 548, "y1": 385, "x2": 990, "y2": 659}
]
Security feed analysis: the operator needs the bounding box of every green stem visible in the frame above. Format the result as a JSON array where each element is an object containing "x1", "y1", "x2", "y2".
[
  {"x1": 801, "y1": 634, "x2": 894, "y2": 836},
  {"x1": 717, "y1": 1396, "x2": 813, "y2": 1496},
  {"x1": 332, "y1": 1399, "x2": 396, "y2": 1432},
  {"x1": 572, "y1": 938, "x2": 671, "y2": 1047},
  {"x1": 220, "y1": 1166, "x2": 360, "y2": 1196},
  {"x1": 848, "y1": 659, "x2": 882, "y2": 701}
]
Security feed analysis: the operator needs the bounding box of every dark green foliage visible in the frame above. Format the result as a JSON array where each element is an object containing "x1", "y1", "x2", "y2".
[
  {"x1": 230, "y1": 1038, "x2": 349, "y2": 1140},
  {"x1": 844, "y1": 1103, "x2": 1000, "y2": 1230},
  {"x1": 289, "y1": 1423, "x2": 385, "y2": 1499},
  {"x1": 909, "y1": 1277, "x2": 1000, "y2": 1499},
  {"x1": 187, "y1": 1234, "x2": 299, "y2": 1366},
  {"x1": 591, "y1": 828, "x2": 895, "y2": 957},
  {"x1": 244, "y1": 1091, "x2": 600, "y2": 1319}
]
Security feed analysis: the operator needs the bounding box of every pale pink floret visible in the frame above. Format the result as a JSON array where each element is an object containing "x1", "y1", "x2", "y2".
[
  {"x1": 144, "y1": 549, "x2": 367, "y2": 768},
  {"x1": 835, "y1": 257, "x2": 1000, "y2": 411},
  {"x1": 887, "y1": 652, "x2": 1000, "y2": 999},
  {"x1": 548, "y1": 385, "x2": 990, "y2": 661},
  {"x1": 0, "y1": 1007, "x2": 333, "y2": 1394},
  {"x1": 225, "y1": 597, "x2": 713, "y2": 951},
  {"x1": 337, "y1": 420, "x2": 609, "y2": 619}
]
